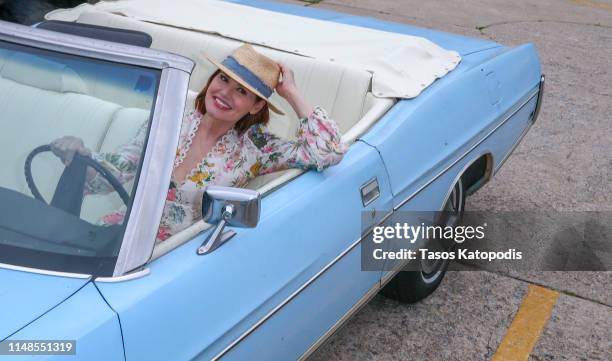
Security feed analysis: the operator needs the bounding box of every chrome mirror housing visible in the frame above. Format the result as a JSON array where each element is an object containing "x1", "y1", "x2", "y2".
[{"x1": 197, "y1": 186, "x2": 260, "y2": 255}]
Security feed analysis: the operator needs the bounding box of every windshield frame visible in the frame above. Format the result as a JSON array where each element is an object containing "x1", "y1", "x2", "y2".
[{"x1": 0, "y1": 20, "x2": 193, "y2": 278}]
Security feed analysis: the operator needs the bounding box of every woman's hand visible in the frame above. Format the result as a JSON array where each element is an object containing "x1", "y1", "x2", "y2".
[
  {"x1": 276, "y1": 62, "x2": 299, "y2": 99},
  {"x1": 276, "y1": 62, "x2": 312, "y2": 119},
  {"x1": 50, "y1": 136, "x2": 92, "y2": 166}
]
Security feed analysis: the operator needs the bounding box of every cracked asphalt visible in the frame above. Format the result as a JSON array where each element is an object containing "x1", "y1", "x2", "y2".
[{"x1": 273, "y1": 0, "x2": 612, "y2": 360}]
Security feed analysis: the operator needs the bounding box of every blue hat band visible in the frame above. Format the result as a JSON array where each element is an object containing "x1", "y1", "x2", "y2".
[{"x1": 221, "y1": 56, "x2": 274, "y2": 98}]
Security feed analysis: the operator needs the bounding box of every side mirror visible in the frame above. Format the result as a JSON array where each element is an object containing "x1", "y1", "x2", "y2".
[{"x1": 197, "y1": 186, "x2": 260, "y2": 255}]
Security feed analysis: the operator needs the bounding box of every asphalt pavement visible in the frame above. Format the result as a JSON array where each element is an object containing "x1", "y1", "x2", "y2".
[{"x1": 272, "y1": 0, "x2": 612, "y2": 360}]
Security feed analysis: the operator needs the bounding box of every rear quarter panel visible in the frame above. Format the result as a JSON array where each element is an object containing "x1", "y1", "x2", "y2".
[{"x1": 361, "y1": 43, "x2": 543, "y2": 210}]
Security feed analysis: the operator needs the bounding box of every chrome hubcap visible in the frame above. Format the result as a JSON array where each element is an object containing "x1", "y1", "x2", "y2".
[{"x1": 420, "y1": 180, "x2": 463, "y2": 283}]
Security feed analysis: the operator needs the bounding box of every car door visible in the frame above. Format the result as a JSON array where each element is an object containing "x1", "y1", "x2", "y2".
[{"x1": 94, "y1": 140, "x2": 392, "y2": 361}]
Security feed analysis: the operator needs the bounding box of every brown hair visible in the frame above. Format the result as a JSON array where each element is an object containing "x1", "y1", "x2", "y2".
[{"x1": 194, "y1": 70, "x2": 270, "y2": 134}]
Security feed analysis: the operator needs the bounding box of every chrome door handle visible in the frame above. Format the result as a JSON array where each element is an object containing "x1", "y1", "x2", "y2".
[{"x1": 360, "y1": 177, "x2": 380, "y2": 207}]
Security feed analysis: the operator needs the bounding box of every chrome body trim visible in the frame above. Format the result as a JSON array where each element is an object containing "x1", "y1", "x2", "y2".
[
  {"x1": 215, "y1": 81, "x2": 541, "y2": 354},
  {"x1": 380, "y1": 162, "x2": 470, "y2": 286},
  {"x1": 299, "y1": 79, "x2": 543, "y2": 357},
  {"x1": 494, "y1": 75, "x2": 544, "y2": 174},
  {"x1": 442, "y1": 151, "x2": 492, "y2": 208},
  {"x1": 213, "y1": 238, "x2": 363, "y2": 360},
  {"x1": 380, "y1": 257, "x2": 408, "y2": 286},
  {"x1": 532, "y1": 75, "x2": 545, "y2": 124},
  {"x1": 359, "y1": 210, "x2": 395, "y2": 241},
  {"x1": 95, "y1": 268, "x2": 150, "y2": 283},
  {"x1": 114, "y1": 68, "x2": 190, "y2": 277},
  {"x1": 302, "y1": 175, "x2": 467, "y2": 361},
  {"x1": 0, "y1": 262, "x2": 91, "y2": 279},
  {"x1": 393, "y1": 86, "x2": 540, "y2": 211},
  {"x1": 0, "y1": 20, "x2": 194, "y2": 72},
  {"x1": 297, "y1": 281, "x2": 381, "y2": 361},
  {"x1": 493, "y1": 122, "x2": 534, "y2": 175},
  {"x1": 379, "y1": 180, "x2": 465, "y2": 296},
  {"x1": 212, "y1": 210, "x2": 394, "y2": 360}
]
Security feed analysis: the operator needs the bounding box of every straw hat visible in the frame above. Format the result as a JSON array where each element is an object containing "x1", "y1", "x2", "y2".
[{"x1": 207, "y1": 44, "x2": 284, "y2": 115}]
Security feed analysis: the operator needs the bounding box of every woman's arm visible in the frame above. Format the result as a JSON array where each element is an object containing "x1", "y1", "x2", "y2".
[
  {"x1": 276, "y1": 63, "x2": 313, "y2": 119},
  {"x1": 276, "y1": 63, "x2": 312, "y2": 119},
  {"x1": 246, "y1": 107, "x2": 347, "y2": 175},
  {"x1": 84, "y1": 122, "x2": 148, "y2": 195},
  {"x1": 49, "y1": 122, "x2": 148, "y2": 195},
  {"x1": 244, "y1": 63, "x2": 347, "y2": 178}
]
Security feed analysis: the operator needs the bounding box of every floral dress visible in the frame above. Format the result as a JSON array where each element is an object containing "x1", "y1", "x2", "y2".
[{"x1": 86, "y1": 106, "x2": 347, "y2": 242}]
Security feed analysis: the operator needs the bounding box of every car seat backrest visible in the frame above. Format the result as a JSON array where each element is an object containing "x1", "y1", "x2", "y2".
[
  {"x1": 43, "y1": 9, "x2": 396, "y2": 252},
  {"x1": 1, "y1": 51, "x2": 88, "y2": 94},
  {"x1": 71, "y1": 10, "x2": 396, "y2": 205},
  {"x1": 0, "y1": 50, "x2": 148, "y2": 223},
  {"x1": 76, "y1": 11, "x2": 374, "y2": 137}
]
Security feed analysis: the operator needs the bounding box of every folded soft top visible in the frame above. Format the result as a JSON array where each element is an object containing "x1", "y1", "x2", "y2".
[{"x1": 46, "y1": 0, "x2": 461, "y2": 99}]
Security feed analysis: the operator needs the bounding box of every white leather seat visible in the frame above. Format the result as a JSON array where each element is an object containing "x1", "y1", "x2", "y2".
[
  {"x1": 71, "y1": 11, "x2": 394, "y2": 193},
  {"x1": 0, "y1": 50, "x2": 149, "y2": 223},
  {"x1": 48, "y1": 9, "x2": 397, "y2": 253},
  {"x1": 75, "y1": 11, "x2": 375, "y2": 136},
  {"x1": 1, "y1": 10, "x2": 394, "y2": 236}
]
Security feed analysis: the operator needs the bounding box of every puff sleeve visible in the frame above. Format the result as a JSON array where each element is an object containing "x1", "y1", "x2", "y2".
[{"x1": 246, "y1": 106, "x2": 348, "y2": 176}]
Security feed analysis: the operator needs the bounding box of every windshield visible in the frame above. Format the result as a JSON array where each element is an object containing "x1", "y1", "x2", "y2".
[{"x1": 0, "y1": 39, "x2": 160, "y2": 276}]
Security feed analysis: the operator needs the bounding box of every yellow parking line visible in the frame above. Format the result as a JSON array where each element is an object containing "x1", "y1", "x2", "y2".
[
  {"x1": 492, "y1": 284, "x2": 559, "y2": 361},
  {"x1": 570, "y1": 0, "x2": 612, "y2": 11}
]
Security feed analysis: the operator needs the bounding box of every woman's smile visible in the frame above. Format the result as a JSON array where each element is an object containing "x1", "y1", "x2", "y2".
[
  {"x1": 48, "y1": 43, "x2": 345, "y2": 244},
  {"x1": 212, "y1": 96, "x2": 232, "y2": 111},
  {"x1": 204, "y1": 72, "x2": 262, "y2": 122}
]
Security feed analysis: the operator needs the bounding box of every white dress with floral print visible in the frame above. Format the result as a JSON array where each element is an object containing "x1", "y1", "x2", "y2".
[{"x1": 86, "y1": 106, "x2": 347, "y2": 242}]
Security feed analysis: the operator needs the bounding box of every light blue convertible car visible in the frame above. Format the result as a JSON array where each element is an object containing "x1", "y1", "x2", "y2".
[{"x1": 0, "y1": 0, "x2": 544, "y2": 360}]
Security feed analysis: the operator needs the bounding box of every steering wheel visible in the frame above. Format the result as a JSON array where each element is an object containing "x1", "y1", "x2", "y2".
[{"x1": 24, "y1": 145, "x2": 130, "y2": 216}]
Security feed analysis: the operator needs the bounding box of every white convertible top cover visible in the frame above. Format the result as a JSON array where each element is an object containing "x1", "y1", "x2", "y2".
[{"x1": 46, "y1": 0, "x2": 462, "y2": 98}]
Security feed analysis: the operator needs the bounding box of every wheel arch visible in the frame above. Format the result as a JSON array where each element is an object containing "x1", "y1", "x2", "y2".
[
  {"x1": 460, "y1": 152, "x2": 494, "y2": 196},
  {"x1": 440, "y1": 152, "x2": 494, "y2": 209}
]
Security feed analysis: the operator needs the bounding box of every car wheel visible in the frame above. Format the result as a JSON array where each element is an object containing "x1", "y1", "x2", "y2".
[{"x1": 380, "y1": 178, "x2": 465, "y2": 303}]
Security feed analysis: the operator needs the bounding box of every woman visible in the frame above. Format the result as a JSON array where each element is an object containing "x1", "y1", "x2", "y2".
[{"x1": 51, "y1": 44, "x2": 347, "y2": 242}]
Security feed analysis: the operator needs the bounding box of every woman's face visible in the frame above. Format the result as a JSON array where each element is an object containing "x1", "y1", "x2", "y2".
[{"x1": 204, "y1": 72, "x2": 266, "y2": 124}]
